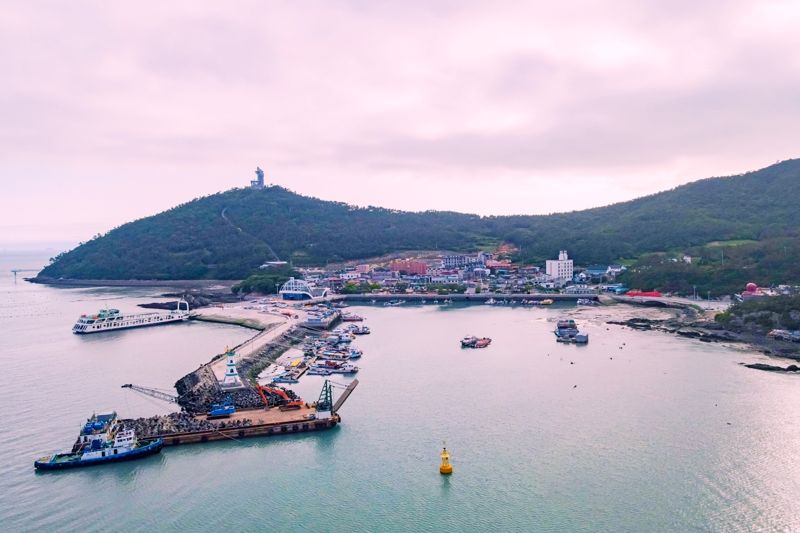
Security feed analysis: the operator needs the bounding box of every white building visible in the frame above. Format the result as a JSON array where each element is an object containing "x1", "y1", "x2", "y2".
[{"x1": 545, "y1": 250, "x2": 574, "y2": 285}]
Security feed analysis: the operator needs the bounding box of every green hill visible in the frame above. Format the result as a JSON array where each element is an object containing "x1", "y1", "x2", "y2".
[{"x1": 37, "y1": 159, "x2": 800, "y2": 280}]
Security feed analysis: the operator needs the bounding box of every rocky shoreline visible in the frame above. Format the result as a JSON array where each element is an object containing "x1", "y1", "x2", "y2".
[{"x1": 608, "y1": 316, "x2": 800, "y2": 367}]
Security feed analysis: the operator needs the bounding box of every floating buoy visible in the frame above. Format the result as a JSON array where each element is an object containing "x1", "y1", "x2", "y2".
[{"x1": 440, "y1": 446, "x2": 453, "y2": 475}]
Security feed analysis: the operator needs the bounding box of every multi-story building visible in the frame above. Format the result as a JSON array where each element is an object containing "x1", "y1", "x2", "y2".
[
  {"x1": 545, "y1": 250, "x2": 573, "y2": 285},
  {"x1": 389, "y1": 259, "x2": 427, "y2": 276}
]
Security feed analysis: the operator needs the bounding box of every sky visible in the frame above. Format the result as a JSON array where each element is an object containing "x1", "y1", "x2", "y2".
[{"x1": 2, "y1": 0, "x2": 799, "y2": 248}]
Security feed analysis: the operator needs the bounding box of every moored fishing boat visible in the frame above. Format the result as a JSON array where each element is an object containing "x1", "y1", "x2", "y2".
[{"x1": 461, "y1": 336, "x2": 492, "y2": 348}]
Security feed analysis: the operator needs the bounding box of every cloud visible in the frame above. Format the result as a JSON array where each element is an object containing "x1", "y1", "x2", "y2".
[{"x1": 1, "y1": 0, "x2": 799, "y2": 241}]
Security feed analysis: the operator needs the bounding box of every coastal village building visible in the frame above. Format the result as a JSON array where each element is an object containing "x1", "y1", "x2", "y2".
[
  {"x1": 389, "y1": 259, "x2": 428, "y2": 276},
  {"x1": 441, "y1": 252, "x2": 492, "y2": 270},
  {"x1": 565, "y1": 284, "x2": 596, "y2": 295},
  {"x1": 545, "y1": 250, "x2": 574, "y2": 285}
]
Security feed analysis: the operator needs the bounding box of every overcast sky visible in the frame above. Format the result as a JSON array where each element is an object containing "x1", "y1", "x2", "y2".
[{"x1": 2, "y1": 0, "x2": 799, "y2": 247}]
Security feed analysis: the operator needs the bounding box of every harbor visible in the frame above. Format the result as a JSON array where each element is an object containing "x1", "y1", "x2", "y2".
[{"x1": 5, "y1": 273, "x2": 800, "y2": 531}]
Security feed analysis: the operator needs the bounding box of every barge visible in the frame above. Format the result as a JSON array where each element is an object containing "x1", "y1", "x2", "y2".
[{"x1": 138, "y1": 379, "x2": 357, "y2": 447}]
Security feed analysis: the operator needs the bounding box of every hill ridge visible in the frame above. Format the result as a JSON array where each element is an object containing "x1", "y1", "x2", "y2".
[{"x1": 38, "y1": 158, "x2": 800, "y2": 280}]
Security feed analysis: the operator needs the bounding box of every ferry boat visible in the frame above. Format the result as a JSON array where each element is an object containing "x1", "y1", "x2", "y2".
[
  {"x1": 34, "y1": 412, "x2": 162, "y2": 470},
  {"x1": 72, "y1": 300, "x2": 190, "y2": 334}
]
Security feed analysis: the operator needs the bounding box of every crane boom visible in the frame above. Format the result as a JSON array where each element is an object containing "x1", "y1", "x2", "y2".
[
  {"x1": 121, "y1": 383, "x2": 179, "y2": 404},
  {"x1": 332, "y1": 379, "x2": 358, "y2": 414}
]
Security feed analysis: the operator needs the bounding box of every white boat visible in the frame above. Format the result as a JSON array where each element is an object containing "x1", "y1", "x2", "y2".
[
  {"x1": 307, "y1": 367, "x2": 333, "y2": 376},
  {"x1": 72, "y1": 301, "x2": 190, "y2": 334},
  {"x1": 331, "y1": 363, "x2": 359, "y2": 374}
]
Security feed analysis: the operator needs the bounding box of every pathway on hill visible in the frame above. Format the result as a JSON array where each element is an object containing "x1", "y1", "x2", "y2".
[{"x1": 220, "y1": 206, "x2": 281, "y2": 262}]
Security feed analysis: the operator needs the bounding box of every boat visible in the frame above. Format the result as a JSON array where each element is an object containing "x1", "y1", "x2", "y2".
[
  {"x1": 307, "y1": 367, "x2": 334, "y2": 376},
  {"x1": 272, "y1": 375, "x2": 299, "y2": 384},
  {"x1": 350, "y1": 325, "x2": 370, "y2": 335},
  {"x1": 540, "y1": 299, "x2": 554, "y2": 305},
  {"x1": 461, "y1": 336, "x2": 492, "y2": 348},
  {"x1": 554, "y1": 319, "x2": 578, "y2": 338},
  {"x1": 330, "y1": 363, "x2": 359, "y2": 374},
  {"x1": 72, "y1": 300, "x2": 190, "y2": 334},
  {"x1": 341, "y1": 313, "x2": 364, "y2": 322},
  {"x1": 34, "y1": 412, "x2": 163, "y2": 470},
  {"x1": 554, "y1": 318, "x2": 588, "y2": 344},
  {"x1": 485, "y1": 298, "x2": 497, "y2": 305},
  {"x1": 384, "y1": 300, "x2": 404, "y2": 307}
]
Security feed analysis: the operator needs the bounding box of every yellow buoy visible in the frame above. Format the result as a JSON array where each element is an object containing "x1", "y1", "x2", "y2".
[{"x1": 439, "y1": 446, "x2": 453, "y2": 475}]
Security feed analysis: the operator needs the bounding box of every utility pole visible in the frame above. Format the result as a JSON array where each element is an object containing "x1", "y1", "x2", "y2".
[{"x1": 693, "y1": 285, "x2": 697, "y2": 300}]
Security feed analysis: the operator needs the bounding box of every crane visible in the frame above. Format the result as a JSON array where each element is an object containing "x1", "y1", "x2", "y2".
[
  {"x1": 121, "y1": 384, "x2": 179, "y2": 404},
  {"x1": 330, "y1": 379, "x2": 359, "y2": 414}
]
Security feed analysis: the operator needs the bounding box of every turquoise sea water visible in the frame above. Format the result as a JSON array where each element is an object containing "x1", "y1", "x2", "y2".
[{"x1": 2, "y1": 252, "x2": 800, "y2": 532}]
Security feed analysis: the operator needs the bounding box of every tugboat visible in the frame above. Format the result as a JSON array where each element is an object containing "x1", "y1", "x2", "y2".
[
  {"x1": 34, "y1": 412, "x2": 162, "y2": 470},
  {"x1": 460, "y1": 336, "x2": 492, "y2": 348}
]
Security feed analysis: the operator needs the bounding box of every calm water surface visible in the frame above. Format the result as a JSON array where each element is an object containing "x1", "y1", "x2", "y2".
[{"x1": 2, "y1": 252, "x2": 800, "y2": 532}]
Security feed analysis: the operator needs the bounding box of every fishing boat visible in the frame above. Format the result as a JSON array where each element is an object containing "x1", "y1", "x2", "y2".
[
  {"x1": 272, "y1": 375, "x2": 300, "y2": 384},
  {"x1": 330, "y1": 363, "x2": 359, "y2": 374},
  {"x1": 306, "y1": 367, "x2": 333, "y2": 376},
  {"x1": 554, "y1": 319, "x2": 589, "y2": 344},
  {"x1": 34, "y1": 412, "x2": 162, "y2": 470},
  {"x1": 554, "y1": 319, "x2": 578, "y2": 338},
  {"x1": 461, "y1": 336, "x2": 492, "y2": 348},
  {"x1": 350, "y1": 325, "x2": 370, "y2": 335}
]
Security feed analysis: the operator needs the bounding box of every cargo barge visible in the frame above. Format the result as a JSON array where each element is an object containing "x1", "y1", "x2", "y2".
[
  {"x1": 154, "y1": 408, "x2": 340, "y2": 446},
  {"x1": 132, "y1": 379, "x2": 358, "y2": 447}
]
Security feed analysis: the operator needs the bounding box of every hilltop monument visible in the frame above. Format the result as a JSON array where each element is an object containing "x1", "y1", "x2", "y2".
[{"x1": 250, "y1": 166, "x2": 265, "y2": 189}]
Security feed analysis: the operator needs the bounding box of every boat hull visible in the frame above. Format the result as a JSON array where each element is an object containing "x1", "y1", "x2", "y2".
[{"x1": 34, "y1": 439, "x2": 163, "y2": 470}]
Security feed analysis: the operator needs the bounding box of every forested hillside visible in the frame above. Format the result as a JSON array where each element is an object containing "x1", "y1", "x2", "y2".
[{"x1": 37, "y1": 159, "x2": 800, "y2": 280}]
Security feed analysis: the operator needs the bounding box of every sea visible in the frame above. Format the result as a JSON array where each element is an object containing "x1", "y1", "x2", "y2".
[{"x1": 2, "y1": 251, "x2": 800, "y2": 532}]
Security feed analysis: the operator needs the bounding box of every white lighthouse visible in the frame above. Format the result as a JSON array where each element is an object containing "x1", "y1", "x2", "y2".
[{"x1": 220, "y1": 347, "x2": 244, "y2": 389}]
